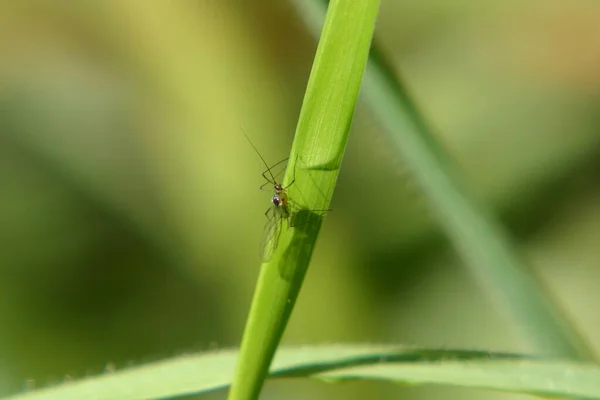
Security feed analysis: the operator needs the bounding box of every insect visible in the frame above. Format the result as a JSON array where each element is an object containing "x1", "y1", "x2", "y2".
[
  {"x1": 243, "y1": 132, "x2": 332, "y2": 261},
  {"x1": 243, "y1": 132, "x2": 297, "y2": 261}
]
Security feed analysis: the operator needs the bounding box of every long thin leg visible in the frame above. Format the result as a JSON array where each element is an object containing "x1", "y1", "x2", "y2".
[
  {"x1": 288, "y1": 205, "x2": 332, "y2": 228},
  {"x1": 262, "y1": 157, "x2": 288, "y2": 173},
  {"x1": 259, "y1": 181, "x2": 272, "y2": 192},
  {"x1": 284, "y1": 179, "x2": 295, "y2": 189},
  {"x1": 261, "y1": 170, "x2": 274, "y2": 185},
  {"x1": 264, "y1": 206, "x2": 274, "y2": 219},
  {"x1": 282, "y1": 155, "x2": 299, "y2": 190},
  {"x1": 284, "y1": 208, "x2": 332, "y2": 228},
  {"x1": 289, "y1": 211, "x2": 331, "y2": 228},
  {"x1": 260, "y1": 157, "x2": 290, "y2": 191},
  {"x1": 261, "y1": 158, "x2": 288, "y2": 183},
  {"x1": 287, "y1": 197, "x2": 332, "y2": 215}
]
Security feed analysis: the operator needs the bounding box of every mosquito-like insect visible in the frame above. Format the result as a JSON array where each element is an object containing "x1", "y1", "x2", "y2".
[
  {"x1": 243, "y1": 133, "x2": 296, "y2": 261},
  {"x1": 243, "y1": 132, "x2": 330, "y2": 262}
]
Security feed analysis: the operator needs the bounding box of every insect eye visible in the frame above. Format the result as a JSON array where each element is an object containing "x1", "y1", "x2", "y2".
[
  {"x1": 274, "y1": 184, "x2": 282, "y2": 191},
  {"x1": 272, "y1": 196, "x2": 281, "y2": 206}
]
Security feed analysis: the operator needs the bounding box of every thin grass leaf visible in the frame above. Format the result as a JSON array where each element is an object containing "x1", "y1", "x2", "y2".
[{"x1": 5, "y1": 345, "x2": 600, "y2": 400}]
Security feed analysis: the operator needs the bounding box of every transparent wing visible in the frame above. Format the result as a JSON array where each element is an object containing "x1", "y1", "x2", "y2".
[{"x1": 260, "y1": 205, "x2": 283, "y2": 262}]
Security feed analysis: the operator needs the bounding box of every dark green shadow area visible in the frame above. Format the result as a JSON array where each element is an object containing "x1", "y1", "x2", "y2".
[{"x1": 278, "y1": 210, "x2": 326, "y2": 282}]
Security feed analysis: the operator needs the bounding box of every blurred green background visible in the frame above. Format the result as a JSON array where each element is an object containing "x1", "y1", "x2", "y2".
[{"x1": 1, "y1": 1, "x2": 600, "y2": 399}]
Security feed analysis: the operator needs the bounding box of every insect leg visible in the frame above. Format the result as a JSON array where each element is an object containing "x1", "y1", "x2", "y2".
[
  {"x1": 259, "y1": 181, "x2": 273, "y2": 192},
  {"x1": 288, "y1": 206, "x2": 332, "y2": 228},
  {"x1": 282, "y1": 155, "x2": 299, "y2": 190},
  {"x1": 261, "y1": 158, "x2": 288, "y2": 183}
]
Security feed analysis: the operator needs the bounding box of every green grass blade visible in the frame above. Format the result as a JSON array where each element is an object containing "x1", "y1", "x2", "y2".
[
  {"x1": 227, "y1": 1, "x2": 380, "y2": 399},
  {"x1": 294, "y1": 0, "x2": 596, "y2": 360},
  {"x1": 6, "y1": 345, "x2": 600, "y2": 400},
  {"x1": 365, "y1": 47, "x2": 595, "y2": 360}
]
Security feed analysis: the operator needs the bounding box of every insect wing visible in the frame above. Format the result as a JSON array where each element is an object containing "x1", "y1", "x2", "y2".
[{"x1": 260, "y1": 205, "x2": 283, "y2": 262}]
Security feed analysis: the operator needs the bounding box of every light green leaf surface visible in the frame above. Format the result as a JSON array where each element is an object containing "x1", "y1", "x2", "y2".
[{"x1": 4, "y1": 345, "x2": 600, "y2": 400}]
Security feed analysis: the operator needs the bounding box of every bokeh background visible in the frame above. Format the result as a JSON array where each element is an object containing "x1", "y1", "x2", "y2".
[{"x1": 1, "y1": 1, "x2": 600, "y2": 399}]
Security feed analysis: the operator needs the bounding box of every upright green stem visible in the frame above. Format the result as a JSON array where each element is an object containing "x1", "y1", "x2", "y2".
[{"x1": 227, "y1": 1, "x2": 380, "y2": 399}]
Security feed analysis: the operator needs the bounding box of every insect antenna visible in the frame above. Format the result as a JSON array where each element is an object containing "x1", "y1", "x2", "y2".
[{"x1": 242, "y1": 129, "x2": 277, "y2": 184}]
